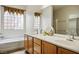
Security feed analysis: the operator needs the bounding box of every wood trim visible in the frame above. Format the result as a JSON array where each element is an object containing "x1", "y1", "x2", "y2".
[
  {"x1": 56, "y1": 46, "x2": 58, "y2": 54},
  {"x1": 41, "y1": 40, "x2": 42, "y2": 54},
  {"x1": 32, "y1": 37, "x2": 34, "y2": 54}
]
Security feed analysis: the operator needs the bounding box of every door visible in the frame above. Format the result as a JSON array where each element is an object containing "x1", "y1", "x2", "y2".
[{"x1": 42, "y1": 41, "x2": 57, "y2": 54}]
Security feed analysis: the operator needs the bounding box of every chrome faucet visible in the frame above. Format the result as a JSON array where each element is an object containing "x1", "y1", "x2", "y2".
[{"x1": 67, "y1": 34, "x2": 75, "y2": 41}]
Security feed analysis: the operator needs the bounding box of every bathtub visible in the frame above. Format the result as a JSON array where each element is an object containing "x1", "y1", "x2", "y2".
[{"x1": 0, "y1": 36, "x2": 24, "y2": 53}]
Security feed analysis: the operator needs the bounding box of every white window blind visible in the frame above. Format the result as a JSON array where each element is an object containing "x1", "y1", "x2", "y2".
[
  {"x1": 34, "y1": 16, "x2": 41, "y2": 29},
  {"x1": 4, "y1": 6, "x2": 24, "y2": 30}
]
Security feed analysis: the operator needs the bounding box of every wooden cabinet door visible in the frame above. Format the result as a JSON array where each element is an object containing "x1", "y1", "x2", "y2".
[
  {"x1": 27, "y1": 36, "x2": 33, "y2": 54},
  {"x1": 58, "y1": 48, "x2": 76, "y2": 54},
  {"x1": 42, "y1": 41, "x2": 57, "y2": 54}
]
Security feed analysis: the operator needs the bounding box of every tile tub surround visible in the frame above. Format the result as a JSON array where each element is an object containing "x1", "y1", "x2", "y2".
[
  {"x1": 25, "y1": 33, "x2": 79, "y2": 53},
  {"x1": 0, "y1": 37, "x2": 24, "y2": 54},
  {"x1": 11, "y1": 50, "x2": 25, "y2": 54}
]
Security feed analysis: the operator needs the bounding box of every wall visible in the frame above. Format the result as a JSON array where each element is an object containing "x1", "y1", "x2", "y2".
[
  {"x1": 25, "y1": 12, "x2": 34, "y2": 34},
  {"x1": 41, "y1": 6, "x2": 53, "y2": 31},
  {"x1": 0, "y1": 6, "x2": 4, "y2": 34},
  {"x1": 0, "y1": 6, "x2": 1, "y2": 33},
  {"x1": 54, "y1": 6, "x2": 79, "y2": 34}
]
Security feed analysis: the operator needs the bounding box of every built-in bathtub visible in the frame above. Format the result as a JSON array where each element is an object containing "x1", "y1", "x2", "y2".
[{"x1": 0, "y1": 36, "x2": 24, "y2": 54}]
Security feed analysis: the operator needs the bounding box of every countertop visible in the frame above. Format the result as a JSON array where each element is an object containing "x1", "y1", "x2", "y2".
[{"x1": 25, "y1": 33, "x2": 79, "y2": 53}]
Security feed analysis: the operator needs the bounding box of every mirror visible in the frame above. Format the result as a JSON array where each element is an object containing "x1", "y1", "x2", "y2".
[
  {"x1": 68, "y1": 18, "x2": 79, "y2": 36},
  {"x1": 53, "y1": 5, "x2": 79, "y2": 36}
]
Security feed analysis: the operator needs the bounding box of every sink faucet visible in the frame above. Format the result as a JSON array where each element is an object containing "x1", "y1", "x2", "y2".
[
  {"x1": 71, "y1": 34, "x2": 77, "y2": 40},
  {"x1": 67, "y1": 34, "x2": 75, "y2": 41}
]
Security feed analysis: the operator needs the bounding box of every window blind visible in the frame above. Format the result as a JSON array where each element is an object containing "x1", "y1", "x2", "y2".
[{"x1": 3, "y1": 6, "x2": 25, "y2": 30}]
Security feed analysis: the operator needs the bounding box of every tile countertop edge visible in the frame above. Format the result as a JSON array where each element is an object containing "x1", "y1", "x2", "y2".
[{"x1": 24, "y1": 33, "x2": 79, "y2": 53}]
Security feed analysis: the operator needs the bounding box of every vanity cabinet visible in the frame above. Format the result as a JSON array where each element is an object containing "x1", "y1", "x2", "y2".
[
  {"x1": 24, "y1": 34, "x2": 77, "y2": 54},
  {"x1": 58, "y1": 47, "x2": 75, "y2": 54},
  {"x1": 42, "y1": 41, "x2": 57, "y2": 54}
]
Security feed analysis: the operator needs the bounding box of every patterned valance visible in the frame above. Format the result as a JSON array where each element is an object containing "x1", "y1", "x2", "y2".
[
  {"x1": 34, "y1": 12, "x2": 41, "y2": 16},
  {"x1": 3, "y1": 6, "x2": 25, "y2": 14}
]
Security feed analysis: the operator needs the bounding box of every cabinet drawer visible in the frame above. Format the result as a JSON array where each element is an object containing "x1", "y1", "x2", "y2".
[
  {"x1": 34, "y1": 43, "x2": 41, "y2": 54},
  {"x1": 34, "y1": 38, "x2": 41, "y2": 45}
]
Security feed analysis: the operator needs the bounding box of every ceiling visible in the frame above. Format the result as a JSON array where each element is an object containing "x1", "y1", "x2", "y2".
[{"x1": 26, "y1": 5, "x2": 42, "y2": 12}]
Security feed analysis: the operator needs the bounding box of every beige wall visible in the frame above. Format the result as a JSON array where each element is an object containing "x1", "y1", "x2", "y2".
[{"x1": 54, "y1": 6, "x2": 79, "y2": 34}]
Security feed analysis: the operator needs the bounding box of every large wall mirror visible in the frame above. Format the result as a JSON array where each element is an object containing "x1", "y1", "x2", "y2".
[{"x1": 53, "y1": 5, "x2": 79, "y2": 36}]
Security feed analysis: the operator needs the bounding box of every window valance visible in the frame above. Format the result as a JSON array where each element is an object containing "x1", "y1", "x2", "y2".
[
  {"x1": 34, "y1": 12, "x2": 41, "y2": 16},
  {"x1": 3, "y1": 6, "x2": 25, "y2": 14}
]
